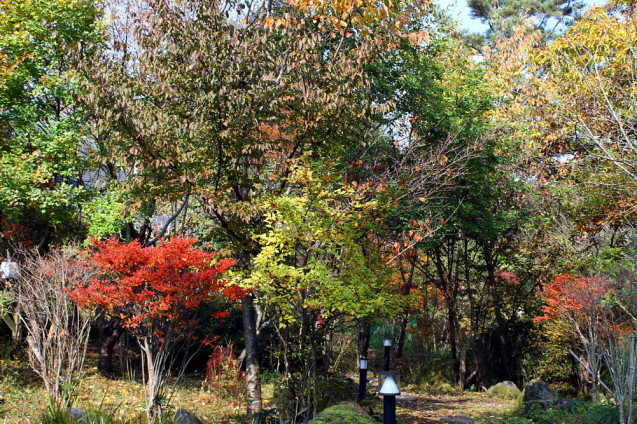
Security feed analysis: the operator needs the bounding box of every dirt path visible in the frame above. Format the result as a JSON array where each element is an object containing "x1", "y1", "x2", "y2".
[{"x1": 392, "y1": 392, "x2": 518, "y2": 424}]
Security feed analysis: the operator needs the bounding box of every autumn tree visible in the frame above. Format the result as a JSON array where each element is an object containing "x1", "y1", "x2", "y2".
[
  {"x1": 535, "y1": 272, "x2": 637, "y2": 424},
  {"x1": 522, "y1": 3, "x2": 637, "y2": 232},
  {"x1": 536, "y1": 273, "x2": 610, "y2": 401},
  {"x1": 77, "y1": 0, "x2": 434, "y2": 414},
  {"x1": 70, "y1": 237, "x2": 235, "y2": 422},
  {"x1": 0, "y1": 0, "x2": 101, "y2": 250},
  {"x1": 233, "y1": 162, "x2": 407, "y2": 420}
]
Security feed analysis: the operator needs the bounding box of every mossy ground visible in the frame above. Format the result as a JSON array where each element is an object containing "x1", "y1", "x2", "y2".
[{"x1": 0, "y1": 357, "x2": 247, "y2": 423}]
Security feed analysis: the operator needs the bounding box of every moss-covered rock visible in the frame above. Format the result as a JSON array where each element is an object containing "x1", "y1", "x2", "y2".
[
  {"x1": 309, "y1": 402, "x2": 378, "y2": 424},
  {"x1": 486, "y1": 381, "x2": 522, "y2": 399}
]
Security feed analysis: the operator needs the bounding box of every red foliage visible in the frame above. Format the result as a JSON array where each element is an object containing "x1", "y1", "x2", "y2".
[
  {"x1": 497, "y1": 269, "x2": 521, "y2": 286},
  {"x1": 205, "y1": 345, "x2": 238, "y2": 382},
  {"x1": 0, "y1": 214, "x2": 38, "y2": 248},
  {"x1": 203, "y1": 344, "x2": 243, "y2": 394},
  {"x1": 221, "y1": 285, "x2": 251, "y2": 303},
  {"x1": 69, "y1": 237, "x2": 236, "y2": 329},
  {"x1": 535, "y1": 273, "x2": 609, "y2": 322}
]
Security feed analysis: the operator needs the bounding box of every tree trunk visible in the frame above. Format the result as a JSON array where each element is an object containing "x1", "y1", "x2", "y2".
[
  {"x1": 98, "y1": 318, "x2": 125, "y2": 374},
  {"x1": 447, "y1": 298, "x2": 459, "y2": 382},
  {"x1": 242, "y1": 293, "x2": 262, "y2": 416},
  {"x1": 483, "y1": 242, "x2": 514, "y2": 381},
  {"x1": 459, "y1": 345, "x2": 467, "y2": 390},
  {"x1": 396, "y1": 315, "x2": 409, "y2": 359},
  {"x1": 396, "y1": 260, "x2": 414, "y2": 360},
  {"x1": 497, "y1": 324, "x2": 514, "y2": 381},
  {"x1": 358, "y1": 320, "x2": 371, "y2": 358},
  {"x1": 140, "y1": 339, "x2": 162, "y2": 423}
]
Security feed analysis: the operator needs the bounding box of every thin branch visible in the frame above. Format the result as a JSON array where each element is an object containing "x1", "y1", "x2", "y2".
[{"x1": 143, "y1": 193, "x2": 190, "y2": 247}]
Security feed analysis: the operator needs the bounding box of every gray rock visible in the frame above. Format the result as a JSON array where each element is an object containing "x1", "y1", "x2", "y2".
[
  {"x1": 69, "y1": 407, "x2": 87, "y2": 422},
  {"x1": 396, "y1": 395, "x2": 417, "y2": 402},
  {"x1": 174, "y1": 408, "x2": 204, "y2": 424},
  {"x1": 487, "y1": 381, "x2": 521, "y2": 399},
  {"x1": 523, "y1": 381, "x2": 576, "y2": 412},
  {"x1": 524, "y1": 381, "x2": 558, "y2": 404}
]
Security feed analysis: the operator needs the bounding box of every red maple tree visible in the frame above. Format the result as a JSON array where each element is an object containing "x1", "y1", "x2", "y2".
[
  {"x1": 535, "y1": 273, "x2": 609, "y2": 322},
  {"x1": 69, "y1": 236, "x2": 237, "y2": 421},
  {"x1": 70, "y1": 237, "x2": 237, "y2": 328}
]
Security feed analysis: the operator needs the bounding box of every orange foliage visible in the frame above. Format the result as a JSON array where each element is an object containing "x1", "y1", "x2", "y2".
[
  {"x1": 535, "y1": 273, "x2": 609, "y2": 322},
  {"x1": 70, "y1": 237, "x2": 237, "y2": 329}
]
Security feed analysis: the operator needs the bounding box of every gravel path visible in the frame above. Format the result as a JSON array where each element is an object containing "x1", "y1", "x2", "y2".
[{"x1": 392, "y1": 392, "x2": 518, "y2": 424}]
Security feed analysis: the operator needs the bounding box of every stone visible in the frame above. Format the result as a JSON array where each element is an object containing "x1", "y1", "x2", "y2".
[
  {"x1": 69, "y1": 407, "x2": 87, "y2": 422},
  {"x1": 486, "y1": 381, "x2": 522, "y2": 399},
  {"x1": 524, "y1": 381, "x2": 558, "y2": 404},
  {"x1": 396, "y1": 395, "x2": 417, "y2": 402},
  {"x1": 523, "y1": 381, "x2": 570, "y2": 410},
  {"x1": 174, "y1": 408, "x2": 204, "y2": 424}
]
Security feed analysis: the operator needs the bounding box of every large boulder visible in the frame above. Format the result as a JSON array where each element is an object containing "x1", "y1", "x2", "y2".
[
  {"x1": 174, "y1": 408, "x2": 204, "y2": 424},
  {"x1": 524, "y1": 381, "x2": 573, "y2": 411},
  {"x1": 487, "y1": 381, "x2": 522, "y2": 399},
  {"x1": 309, "y1": 402, "x2": 377, "y2": 424},
  {"x1": 524, "y1": 381, "x2": 558, "y2": 404}
]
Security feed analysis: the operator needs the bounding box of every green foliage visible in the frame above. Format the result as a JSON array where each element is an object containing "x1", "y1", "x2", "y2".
[
  {"x1": 38, "y1": 401, "x2": 158, "y2": 424},
  {"x1": 38, "y1": 402, "x2": 75, "y2": 424},
  {"x1": 523, "y1": 402, "x2": 618, "y2": 424},
  {"x1": 83, "y1": 192, "x2": 128, "y2": 240},
  {"x1": 0, "y1": 289, "x2": 12, "y2": 317},
  {"x1": 0, "y1": 0, "x2": 102, "y2": 247},
  {"x1": 236, "y1": 163, "x2": 405, "y2": 324}
]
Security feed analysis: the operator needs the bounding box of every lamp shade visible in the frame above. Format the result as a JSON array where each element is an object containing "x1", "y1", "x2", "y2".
[
  {"x1": 383, "y1": 338, "x2": 392, "y2": 347},
  {"x1": 1, "y1": 261, "x2": 19, "y2": 279},
  {"x1": 379, "y1": 371, "x2": 400, "y2": 396},
  {"x1": 359, "y1": 357, "x2": 368, "y2": 370}
]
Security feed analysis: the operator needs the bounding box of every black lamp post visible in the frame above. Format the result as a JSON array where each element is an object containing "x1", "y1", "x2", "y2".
[
  {"x1": 358, "y1": 356, "x2": 368, "y2": 403},
  {"x1": 383, "y1": 337, "x2": 392, "y2": 372},
  {"x1": 379, "y1": 371, "x2": 400, "y2": 424}
]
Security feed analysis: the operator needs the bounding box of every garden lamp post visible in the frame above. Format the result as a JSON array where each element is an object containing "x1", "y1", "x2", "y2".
[
  {"x1": 379, "y1": 371, "x2": 400, "y2": 424},
  {"x1": 1, "y1": 254, "x2": 20, "y2": 340},
  {"x1": 383, "y1": 337, "x2": 392, "y2": 371},
  {"x1": 358, "y1": 356, "x2": 368, "y2": 402}
]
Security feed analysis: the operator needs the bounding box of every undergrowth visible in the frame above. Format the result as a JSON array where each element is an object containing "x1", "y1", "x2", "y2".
[{"x1": 475, "y1": 399, "x2": 619, "y2": 424}]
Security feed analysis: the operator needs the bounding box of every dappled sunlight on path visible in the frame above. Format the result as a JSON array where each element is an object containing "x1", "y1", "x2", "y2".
[{"x1": 392, "y1": 392, "x2": 517, "y2": 424}]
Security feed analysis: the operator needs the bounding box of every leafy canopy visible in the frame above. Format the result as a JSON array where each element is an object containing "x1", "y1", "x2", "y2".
[{"x1": 235, "y1": 163, "x2": 407, "y2": 325}]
